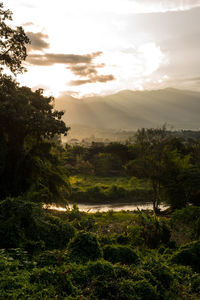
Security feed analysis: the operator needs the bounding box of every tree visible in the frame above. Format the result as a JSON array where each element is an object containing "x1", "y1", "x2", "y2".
[
  {"x1": 126, "y1": 126, "x2": 189, "y2": 212},
  {"x1": 127, "y1": 126, "x2": 199, "y2": 211},
  {"x1": 0, "y1": 3, "x2": 71, "y2": 206},
  {"x1": 162, "y1": 164, "x2": 200, "y2": 209},
  {"x1": 126, "y1": 127, "x2": 172, "y2": 212},
  {"x1": 0, "y1": 2, "x2": 29, "y2": 75},
  {"x1": 0, "y1": 77, "x2": 70, "y2": 204},
  {"x1": 76, "y1": 155, "x2": 94, "y2": 176}
]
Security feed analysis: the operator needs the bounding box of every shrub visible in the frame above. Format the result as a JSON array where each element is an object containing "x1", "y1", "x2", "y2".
[
  {"x1": 118, "y1": 279, "x2": 136, "y2": 299},
  {"x1": 103, "y1": 245, "x2": 139, "y2": 265},
  {"x1": 30, "y1": 267, "x2": 74, "y2": 296},
  {"x1": 133, "y1": 279, "x2": 158, "y2": 300},
  {"x1": 127, "y1": 225, "x2": 144, "y2": 246},
  {"x1": 70, "y1": 186, "x2": 107, "y2": 204},
  {"x1": 106, "y1": 185, "x2": 127, "y2": 199},
  {"x1": 132, "y1": 269, "x2": 157, "y2": 287},
  {"x1": 68, "y1": 231, "x2": 102, "y2": 262},
  {"x1": 39, "y1": 214, "x2": 75, "y2": 249},
  {"x1": 114, "y1": 265, "x2": 131, "y2": 279},
  {"x1": 119, "y1": 279, "x2": 158, "y2": 300},
  {"x1": 191, "y1": 273, "x2": 200, "y2": 294},
  {"x1": 87, "y1": 260, "x2": 115, "y2": 279},
  {"x1": 137, "y1": 211, "x2": 171, "y2": 248},
  {"x1": 171, "y1": 240, "x2": 200, "y2": 272},
  {"x1": 116, "y1": 234, "x2": 130, "y2": 245},
  {"x1": 171, "y1": 206, "x2": 200, "y2": 239},
  {"x1": 0, "y1": 197, "x2": 75, "y2": 251},
  {"x1": 87, "y1": 279, "x2": 120, "y2": 300},
  {"x1": 36, "y1": 250, "x2": 64, "y2": 267},
  {"x1": 143, "y1": 258, "x2": 174, "y2": 295},
  {"x1": 69, "y1": 263, "x2": 89, "y2": 287}
]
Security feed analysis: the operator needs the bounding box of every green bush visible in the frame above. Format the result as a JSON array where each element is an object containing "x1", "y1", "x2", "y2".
[
  {"x1": 0, "y1": 197, "x2": 75, "y2": 251},
  {"x1": 87, "y1": 279, "x2": 120, "y2": 300},
  {"x1": 143, "y1": 258, "x2": 174, "y2": 295},
  {"x1": 103, "y1": 245, "x2": 139, "y2": 265},
  {"x1": 132, "y1": 269, "x2": 157, "y2": 287},
  {"x1": 119, "y1": 279, "x2": 158, "y2": 300},
  {"x1": 171, "y1": 240, "x2": 200, "y2": 272},
  {"x1": 127, "y1": 225, "x2": 144, "y2": 246},
  {"x1": 69, "y1": 263, "x2": 89, "y2": 288},
  {"x1": 191, "y1": 273, "x2": 200, "y2": 294},
  {"x1": 70, "y1": 182, "x2": 153, "y2": 204},
  {"x1": 137, "y1": 211, "x2": 171, "y2": 248},
  {"x1": 68, "y1": 231, "x2": 102, "y2": 262},
  {"x1": 30, "y1": 266, "x2": 58, "y2": 285},
  {"x1": 39, "y1": 214, "x2": 75, "y2": 249},
  {"x1": 87, "y1": 260, "x2": 115, "y2": 279},
  {"x1": 106, "y1": 185, "x2": 127, "y2": 199},
  {"x1": 171, "y1": 206, "x2": 200, "y2": 239},
  {"x1": 70, "y1": 186, "x2": 107, "y2": 204},
  {"x1": 36, "y1": 250, "x2": 65, "y2": 267},
  {"x1": 116, "y1": 234, "x2": 130, "y2": 245},
  {"x1": 114, "y1": 265, "x2": 131, "y2": 279},
  {"x1": 133, "y1": 279, "x2": 158, "y2": 300},
  {"x1": 30, "y1": 266, "x2": 74, "y2": 296}
]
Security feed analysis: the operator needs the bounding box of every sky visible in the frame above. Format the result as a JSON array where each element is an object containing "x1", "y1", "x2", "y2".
[{"x1": 4, "y1": 0, "x2": 200, "y2": 97}]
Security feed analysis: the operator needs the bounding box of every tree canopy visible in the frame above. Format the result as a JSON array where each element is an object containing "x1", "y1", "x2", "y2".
[
  {"x1": 0, "y1": 3, "x2": 70, "y2": 205},
  {"x1": 0, "y1": 77, "x2": 70, "y2": 204},
  {"x1": 0, "y1": 2, "x2": 29, "y2": 75}
]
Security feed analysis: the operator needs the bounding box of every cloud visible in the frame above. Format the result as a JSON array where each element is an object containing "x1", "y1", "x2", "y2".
[
  {"x1": 165, "y1": 76, "x2": 200, "y2": 87},
  {"x1": 23, "y1": 22, "x2": 34, "y2": 26},
  {"x1": 26, "y1": 32, "x2": 50, "y2": 51},
  {"x1": 127, "y1": 0, "x2": 200, "y2": 13},
  {"x1": 67, "y1": 63, "x2": 105, "y2": 77},
  {"x1": 70, "y1": 74, "x2": 115, "y2": 86},
  {"x1": 26, "y1": 50, "x2": 115, "y2": 85},
  {"x1": 27, "y1": 51, "x2": 102, "y2": 66},
  {"x1": 66, "y1": 56, "x2": 115, "y2": 86},
  {"x1": 68, "y1": 61, "x2": 115, "y2": 86},
  {"x1": 58, "y1": 0, "x2": 200, "y2": 15}
]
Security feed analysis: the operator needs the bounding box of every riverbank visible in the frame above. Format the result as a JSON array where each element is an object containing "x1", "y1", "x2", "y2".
[{"x1": 48, "y1": 202, "x2": 168, "y2": 213}]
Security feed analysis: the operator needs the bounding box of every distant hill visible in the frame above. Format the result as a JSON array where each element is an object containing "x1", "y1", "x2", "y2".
[{"x1": 55, "y1": 88, "x2": 200, "y2": 135}]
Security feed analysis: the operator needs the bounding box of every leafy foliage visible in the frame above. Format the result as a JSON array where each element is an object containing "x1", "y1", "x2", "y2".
[
  {"x1": 0, "y1": 2, "x2": 29, "y2": 75},
  {"x1": 0, "y1": 77, "x2": 70, "y2": 204},
  {"x1": 0, "y1": 197, "x2": 75, "y2": 250},
  {"x1": 103, "y1": 244, "x2": 139, "y2": 264},
  {"x1": 171, "y1": 240, "x2": 200, "y2": 272},
  {"x1": 68, "y1": 231, "x2": 102, "y2": 262}
]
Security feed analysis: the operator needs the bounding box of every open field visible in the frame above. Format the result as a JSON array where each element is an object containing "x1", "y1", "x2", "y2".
[{"x1": 69, "y1": 175, "x2": 153, "y2": 204}]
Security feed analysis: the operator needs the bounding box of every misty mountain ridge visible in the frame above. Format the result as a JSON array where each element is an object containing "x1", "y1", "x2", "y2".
[{"x1": 55, "y1": 88, "x2": 200, "y2": 133}]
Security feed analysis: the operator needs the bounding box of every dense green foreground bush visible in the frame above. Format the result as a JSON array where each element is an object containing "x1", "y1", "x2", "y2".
[
  {"x1": 0, "y1": 197, "x2": 75, "y2": 251},
  {"x1": 1, "y1": 246, "x2": 200, "y2": 299},
  {"x1": 0, "y1": 204, "x2": 200, "y2": 299}
]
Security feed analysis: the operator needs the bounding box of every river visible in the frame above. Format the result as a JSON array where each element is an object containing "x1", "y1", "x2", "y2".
[{"x1": 49, "y1": 202, "x2": 167, "y2": 213}]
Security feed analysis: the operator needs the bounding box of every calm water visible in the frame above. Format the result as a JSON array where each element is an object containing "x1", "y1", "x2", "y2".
[{"x1": 49, "y1": 202, "x2": 167, "y2": 213}]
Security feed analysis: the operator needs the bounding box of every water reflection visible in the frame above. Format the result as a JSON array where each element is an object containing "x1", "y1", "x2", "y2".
[{"x1": 49, "y1": 202, "x2": 167, "y2": 213}]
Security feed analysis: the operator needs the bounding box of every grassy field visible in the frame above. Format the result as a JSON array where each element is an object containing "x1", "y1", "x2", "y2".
[
  {"x1": 69, "y1": 176, "x2": 152, "y2": 204},
  {"x1": 70, "y1": 175, "x2": 151, "y2": 191}
]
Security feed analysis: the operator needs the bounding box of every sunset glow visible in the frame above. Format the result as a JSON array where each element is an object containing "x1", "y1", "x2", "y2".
[{"x1": 5, "y1": 0, "x2": 200, "y2": 96}]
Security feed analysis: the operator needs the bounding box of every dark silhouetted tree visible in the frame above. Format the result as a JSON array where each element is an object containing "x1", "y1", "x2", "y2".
[
  {"x1": 0, "y1": 78, "x2": 70, "y2": 205},
  {"x1": 0, "y1": 2, "x2": 29, "y2": 75}
]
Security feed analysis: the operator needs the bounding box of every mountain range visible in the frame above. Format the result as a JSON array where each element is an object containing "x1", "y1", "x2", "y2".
[{"x1": 55, "y1": 88, "x2": 200, "y2": 135}]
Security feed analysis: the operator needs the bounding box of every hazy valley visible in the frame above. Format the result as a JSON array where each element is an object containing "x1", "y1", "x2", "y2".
[{"x1": 56, "y1": 88, "x2": 200, "y2": 140}]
